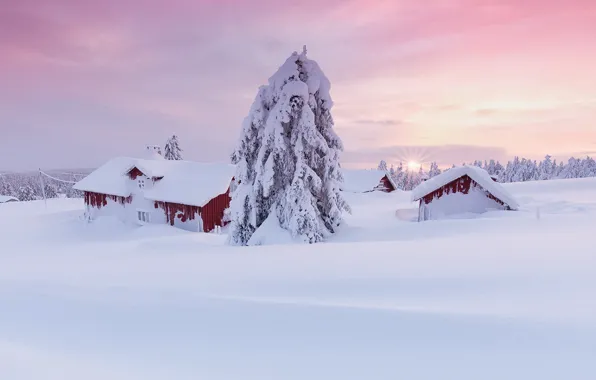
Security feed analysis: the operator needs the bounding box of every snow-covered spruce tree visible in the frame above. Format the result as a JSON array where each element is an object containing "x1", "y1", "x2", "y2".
[
  {"x1": 43, "y1": 183, "x2": 58, "y2": 198},
  {"x1": 412, "y1": 166, "x2": 426, "y2": 187},
  {"x1": 228, "y1": 47, "x2": 350, "y2": 245},
  {"x1": 556, "y1": 161, "x2": 565, "y2": 178},
  {"x1": 560, "y1": 157, "x2": 581, "y2": 179},
  {"x1": 377, "y1": 160, "x2": 388, "y2": 171},
  {"x1": 227, "y1": 79, "x2": 270, "y2": 245},
  {"x1": 164, "y1": 135, "x2": 183, "y2": 160},
  {"x1": 428, "y1": 161, "x2": 442, "y2": 178},
  {"x1": 393, "y1": 162, "x2": 405, "y2": 189},
  {"x1": 494, "y1": 161, "x2": 505, "y2": 178},
  {"x1": 17, "y1": 185, "x2": 36, "y2": 201},
  {"x1": 538, "y1": 155, "x2": 554, "y2": 180},
  {"x1": 0, "y1": 178, "x2": 14, "y2": 196},
  {"x1": 584, "y1": 156, "x2": 596, "y2": 177}
]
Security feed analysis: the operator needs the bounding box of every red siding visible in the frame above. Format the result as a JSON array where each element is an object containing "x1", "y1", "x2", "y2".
[
  {"x1": 154, "y1": 187, "x2": 231, "y2": 232},
  {"x1": 154, "y1": 201, "x2": 200, "y2": 225},
  {"x1": 127, "y1": 167, "x2": 144, "y2": 180},
  {"x1": 201, "y1": 188, "x2": 231, "y2": 232},
  {"x1": 84, "y1": 191, "x2": 132, "y2": 208},
  {"x1": 375, "y1": 175, "x2": 396, "y2": 192},
  {"x1": 421, "y1": 175, "x2": 505, "y2": 206}
]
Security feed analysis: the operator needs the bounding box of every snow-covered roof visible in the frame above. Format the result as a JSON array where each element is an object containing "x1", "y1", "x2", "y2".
[
  {"x1": 144, "y1": 162, "x2": 236, "y2": 207},
  {"x1": 341, "y1": 169, "x2": 395, "y2": 193},
  {"x1": 74, "y1": 157, "x2": 236, "y2": 206},
  {"x1": 123, "y1": 158, "x2": 168, "y2": 178},
  {"x1": 0, "y1": 195, "x2": 18, "y2": 203},
  {"x1": 411, "y1": 165, "x2": 519, "y2": 210},
  {"x1": 73, "y1": 157, "x2": 135, "y2": 197}
]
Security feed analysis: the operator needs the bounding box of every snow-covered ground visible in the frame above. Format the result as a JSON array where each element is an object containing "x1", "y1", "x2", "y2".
[{"x1": 1, "y1": 178, "x2": 595, "y2": 380}]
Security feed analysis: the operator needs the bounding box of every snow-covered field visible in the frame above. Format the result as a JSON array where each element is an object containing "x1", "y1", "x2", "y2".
[{"x1": 1, "y1": 178, "x2": 595, "y2": 380}]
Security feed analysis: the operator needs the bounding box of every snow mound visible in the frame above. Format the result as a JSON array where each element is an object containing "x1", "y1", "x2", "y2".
[
  {"x1": 247, "y1": 214, "x2": 296, "y2": 246},
  {"x1": 0, "y1": 195, "x2": 18, "y2": 203}
]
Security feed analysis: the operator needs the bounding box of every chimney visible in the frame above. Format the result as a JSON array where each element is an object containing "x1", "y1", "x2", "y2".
[{"x1": 144, "y1": 145, "x2": 164, "y2": 160}]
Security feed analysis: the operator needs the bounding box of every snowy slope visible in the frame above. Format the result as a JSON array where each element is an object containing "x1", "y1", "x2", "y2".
[{"x1": 1, "y1": 178, "x2": 596, "y2": 380}]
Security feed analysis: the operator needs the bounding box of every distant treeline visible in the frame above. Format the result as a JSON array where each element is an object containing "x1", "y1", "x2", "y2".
[
  {"x1": 0, "y1": 170, "x2": 92, "y2": 201},
  {"x1": 3, "y1": 154, "x2": 595, "y2": 201},
  {"x1": 376, "y1": 155, "x2": 596, "y2": 191}
]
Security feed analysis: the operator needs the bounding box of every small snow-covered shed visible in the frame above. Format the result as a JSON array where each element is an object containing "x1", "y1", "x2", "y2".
[
  {"x1": 0, "y1": 195, "x2": 18, "y2": 203},
  {"x1": 411, "y1": 165, "x2": 518, "y2": 221},
  {"x1": 73, "y1": 146, "x2": 236, "y2": 232},
  {"x1": 341, "y1": 169, "x2": 397, "y2": 193}
]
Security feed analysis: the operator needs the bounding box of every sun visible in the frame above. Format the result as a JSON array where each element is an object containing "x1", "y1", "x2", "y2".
[{"x1": 407, "y1": 161, "x2": 421, "y2": 171}]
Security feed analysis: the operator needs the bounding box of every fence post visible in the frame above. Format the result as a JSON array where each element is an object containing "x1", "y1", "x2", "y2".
[{"x1": 38, "y1": 169, "x2": 47, "y2": 209}]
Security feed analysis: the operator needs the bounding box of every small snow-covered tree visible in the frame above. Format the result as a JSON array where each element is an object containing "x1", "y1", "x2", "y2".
[
  {"x1": 485, "y1": 160, "x2": 496, "y2": 175},
  {"x1": 538, "y1": 155, "x2": 554, "y2": 180},
  {"x1": 505, "y1": 156, "x2": 522, "y2": 182},
  {"x1": 402, "y1": 170, "x2": 418, "y2": 191},
  {"x1": 392, "y1": 162, "x2": 406, "y2": 190},
  {"x1": 494, "y1": 161, "x2": 505, "y2": 177},
  {"x1": 228, "y1": 47, "x2": 350, "y2": 245},
  {"x1": 0, "y1": 178, "x2": 14, "y2": 196},
  {"x1": 164, "y1": 135, "x2": 183, "y2": 160},
  {"x1": 17, "y1": 185, "x2": 36, "y2": 201},
  {"x1": 377, "y1": 160, "x2": 388, "y2": 172},
  {"x1": 43, "y1": 182, "x2": 58, "y2": 198},
  {"x1": 583, "y1": 157, "x2": 596, "y2": 177},
  {"x1": 389, "y1": 164, "x2": 395, "y2": 177},
  {"x1": 559, "y1": 157, "x2": 579, "y2": 179},
  {"x1": 66, "y1": 185, "x2": 83, "y2": 198},
  {"x1": 412, "y1": 166, "x2": 426, "y2": 188},
  {"x1": 556, "y1": 161, "x2": 565, "y2": 178},
  {"x1": 428, "y1": 161, "x2": 442, "y2": 178},
  {"x1": 517, "y1": 158, "x2": 537, "y2": 182}
]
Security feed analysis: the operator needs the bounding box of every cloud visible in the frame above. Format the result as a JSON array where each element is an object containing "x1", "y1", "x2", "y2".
[
  {"x1": 0, "y1": 0, "x2": 595, "y2": 170},
  {"x1": 574, "y1": 151, "x2": 596, "y2": 157},
  {"x1": 353, "y1": 119, "x2": 402, "y2": 126},
  {"x1": 476, "y1": 109, "x2": 497, "y2": 117}
]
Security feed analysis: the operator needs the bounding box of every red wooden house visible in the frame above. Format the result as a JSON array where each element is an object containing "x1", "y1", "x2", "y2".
[
  {"x1": 341, "y1": 169, "x2": 397, "y2": 193},
  {"x1": 411, "y1": 165, "x2": 519, "y2": 221},
  {"x1": 74, "y1": 147, "x2": 236, "y2": 232}
]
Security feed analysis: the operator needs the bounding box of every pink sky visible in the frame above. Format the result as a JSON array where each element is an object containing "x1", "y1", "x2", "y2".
[{"x1": 1, "y1": 0, "x2": 595, "y2": 171}]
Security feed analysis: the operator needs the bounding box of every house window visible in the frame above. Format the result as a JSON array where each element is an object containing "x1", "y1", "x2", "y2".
[
  {"x1": 137, "y1": 210, "x2": 150, "y2": 223},
  {"x1": 138, "y1": 179, "x2": 145, "y2": 189}
]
